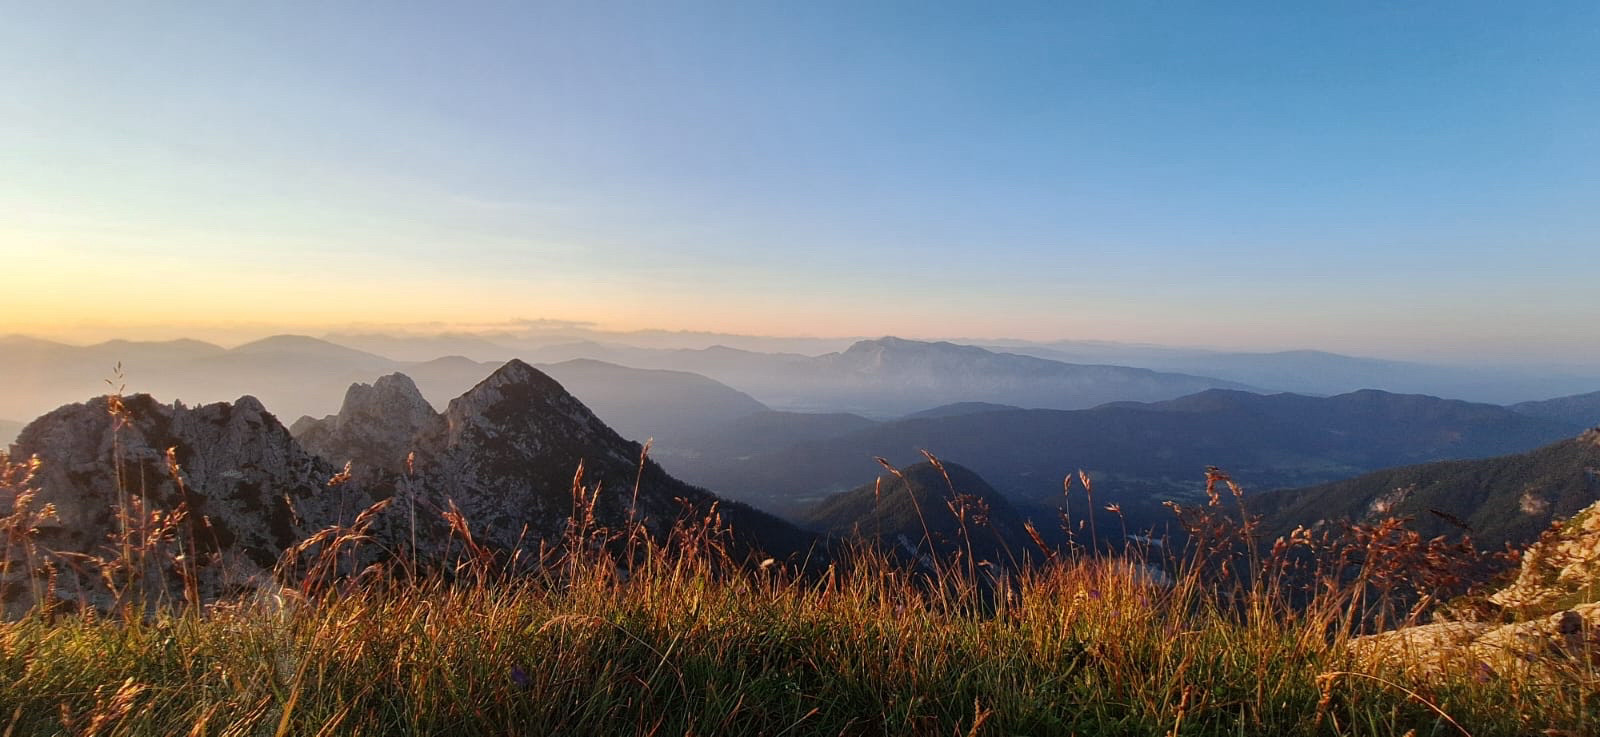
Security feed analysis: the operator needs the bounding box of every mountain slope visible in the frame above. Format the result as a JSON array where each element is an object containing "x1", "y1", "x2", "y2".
[
  {"x1": 1512, "y1": 390, "x2": 1600, "y2": 428},
  {"x1": 656, "y1": 410, "x2": 879, "y2": 467},
  {"x1": 797, "y1": 461, "x2": 1032, "y2": 563},
  {"x1": 676, "y1": 389, "x2": 1582, "y2": 520},
  {"x1": 539, "y1": 359, "x2": 770, "y2": 443},
  {"x1": 1256, "y1": 428, "x2": 1600, "y2": 548}
]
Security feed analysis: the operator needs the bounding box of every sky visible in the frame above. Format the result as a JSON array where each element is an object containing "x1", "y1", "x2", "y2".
[{"x1": 3, "y1": 2, "x2": 1598, "y2": 364}]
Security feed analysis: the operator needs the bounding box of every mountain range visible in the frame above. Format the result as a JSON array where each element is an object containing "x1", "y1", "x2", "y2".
[
  {"x1": 6, "y1": 331, "x2": 1600, "y2": 602},
  {"x1": 524, "y1": 337, "x2": 1255, "y2": 416},
  {"x1": 667, "y1": 389, "x2": 1585, "y2": 520},
  {"x1": 982, "y1": 341, "x2": 1600, "y2": 404}
]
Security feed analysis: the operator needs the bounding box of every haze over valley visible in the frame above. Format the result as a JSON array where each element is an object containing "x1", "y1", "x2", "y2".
[{"x1": 5, "y1": 328, "x2": 1597, "y2": 554}]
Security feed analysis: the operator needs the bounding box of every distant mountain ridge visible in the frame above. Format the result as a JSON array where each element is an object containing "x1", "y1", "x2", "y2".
[
  {"x1": 669, "y1": 388, "x2": 1584, "y2": 519},
  {"x1": 529, "y1": 336, "x2": 1254, "y2": 416},
  {"x1": 985, "y1": 341, "x2": 1600, "y2": 404},
  {"x1": 1256, "y1": 428, "x2": 1600, "y2": 548},
  {"x1": 1512, "y1": 391, "x2": 1600, "y2": 429}
]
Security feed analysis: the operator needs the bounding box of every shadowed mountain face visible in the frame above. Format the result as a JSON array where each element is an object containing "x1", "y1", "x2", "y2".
[
  {"x1": 1513, "y1": 391, "x2": 1600, "y2": 429},
  {"x1": 528, "y1": 337, "x2": 1253, "y2": 416},
  {"x1": 668, "y1": 389, "x2": 1583, "y2": 520},
  {"x1": 797, "y1": 461, "x2": 1033, "y2": 564},
  {"x1": 5, "y1": 361, "x2": 813, "y2": 610},
  {"x1": 1255, "y1": 429, "x2": 1600, "y2": 548}
]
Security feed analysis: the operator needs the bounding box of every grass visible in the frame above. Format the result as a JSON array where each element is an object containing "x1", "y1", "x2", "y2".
[
  {"x1": 3, "y1": 550, "x2": 1594, "y2": 736},
  {"x1": 1, "y1": 433, "x2": 1597, "y2": 735}
]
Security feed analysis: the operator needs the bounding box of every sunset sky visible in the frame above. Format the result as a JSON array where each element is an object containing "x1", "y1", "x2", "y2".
[{"x1": 4, "y1": 2, "x2": 1597, "y2": 363}]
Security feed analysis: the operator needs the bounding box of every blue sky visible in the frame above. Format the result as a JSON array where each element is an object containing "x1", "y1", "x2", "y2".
[{"x1": 3, "y1": 2, "x2": 1597, "y2": 362}]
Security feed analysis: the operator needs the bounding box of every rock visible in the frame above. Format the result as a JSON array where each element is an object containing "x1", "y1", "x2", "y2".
[
  {"x1": 1352, "y1": 491, "x2": 1600, "y2": 683},
  {"x1": 3, "y1": 362, "x2": 813, "y2": 614},
  {"x1": 1349, "y1": 621, "x2": 1494, "y2": 672},
  {"x1": 2, "y1": 393, "x2": 387, "y2": 615},
  {"x1": 293, "y1": 373, "x2": 443, "y2": 474},
  {"x1": 1489, "y1": 499, "x2": 1600, "y2": 615}
]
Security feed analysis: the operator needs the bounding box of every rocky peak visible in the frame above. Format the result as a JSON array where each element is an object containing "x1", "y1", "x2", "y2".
[
  {"x1": 442, "y1": 359, "x2": 613, "y2": 451},
  {"x1": 336, "y1": 374, "x2": 435, "y2": 431},
  {"x1": 293, "y1": 373, "x2": 443, "y2": 473},
  {"x1": 5, "y1": 393, "x2": 383, "y2": 612},
  {"x1": 1581, "y1": 426, "x2": 1600, "y2": 448}
]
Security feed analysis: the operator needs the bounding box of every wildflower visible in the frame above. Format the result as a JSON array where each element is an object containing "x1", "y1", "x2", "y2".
[{"x1": 510, "y1": 665, "x2": 531, "y2": 689}]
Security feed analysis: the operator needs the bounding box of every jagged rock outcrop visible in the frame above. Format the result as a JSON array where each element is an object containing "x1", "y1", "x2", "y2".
[
  {"x1": 3, "y1": 361, "x2": 811, "y2": 614},
  {"x1": 1488, "y1": 429, "x2": 1600, "y2": 615},
  {"x1": 1353, "y1": 440, "x2": 1600, "y2": 682},
  {"x1": 3, "y1": 394, "x2": 387, "y2": 614},
  {"x1": 292, "y1": 373, "x2": 443, "y2": 474}
]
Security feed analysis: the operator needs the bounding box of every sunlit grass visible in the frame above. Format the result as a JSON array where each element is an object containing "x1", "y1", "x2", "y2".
[{"x1": 1, "y1": 435, "x2": 1595, "y2": 735}]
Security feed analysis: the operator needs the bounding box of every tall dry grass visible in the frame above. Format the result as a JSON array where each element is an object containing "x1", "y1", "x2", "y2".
[{"x1": 0, "y1": 397, "x2": 1594, "y2": 736}]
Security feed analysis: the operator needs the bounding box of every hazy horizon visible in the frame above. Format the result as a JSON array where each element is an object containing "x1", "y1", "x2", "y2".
[
  {"x1": 5, "y1": 3, "x2": 1598, "y2": 365},
  {"x1": 7, "y1": 319, "x2": 1600, "y2": 372}
]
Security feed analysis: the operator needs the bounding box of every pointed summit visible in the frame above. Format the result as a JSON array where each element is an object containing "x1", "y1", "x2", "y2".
[
  {"x1": 440, "y1": 359, "x2": 607, "y2": 448},
  {"x1": 414, "y1": 360, "x2": 812, "y2": 559}
]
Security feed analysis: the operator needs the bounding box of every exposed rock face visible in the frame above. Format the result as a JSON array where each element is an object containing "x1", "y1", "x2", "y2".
[
  {"x1": 1490, "y1": 497, "x2": 1600, "y2": 615},
  {"x1": 292, "y1": 373, "x2": 443, "y2": 474},
  {"x1": 1353, "y1": 476, "x2": 1600, "y2": 682},
  {"x1": 3, "y1": 394, "x2": 386, "y2": 613},
  {"x1": 3, "y1": 361, "x2": 811, "y2": 614}
]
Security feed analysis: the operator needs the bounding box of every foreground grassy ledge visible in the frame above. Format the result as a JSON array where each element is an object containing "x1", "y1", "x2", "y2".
[{"x1": 2, "y1": 553, "x2": 1594, "y2": 737}]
